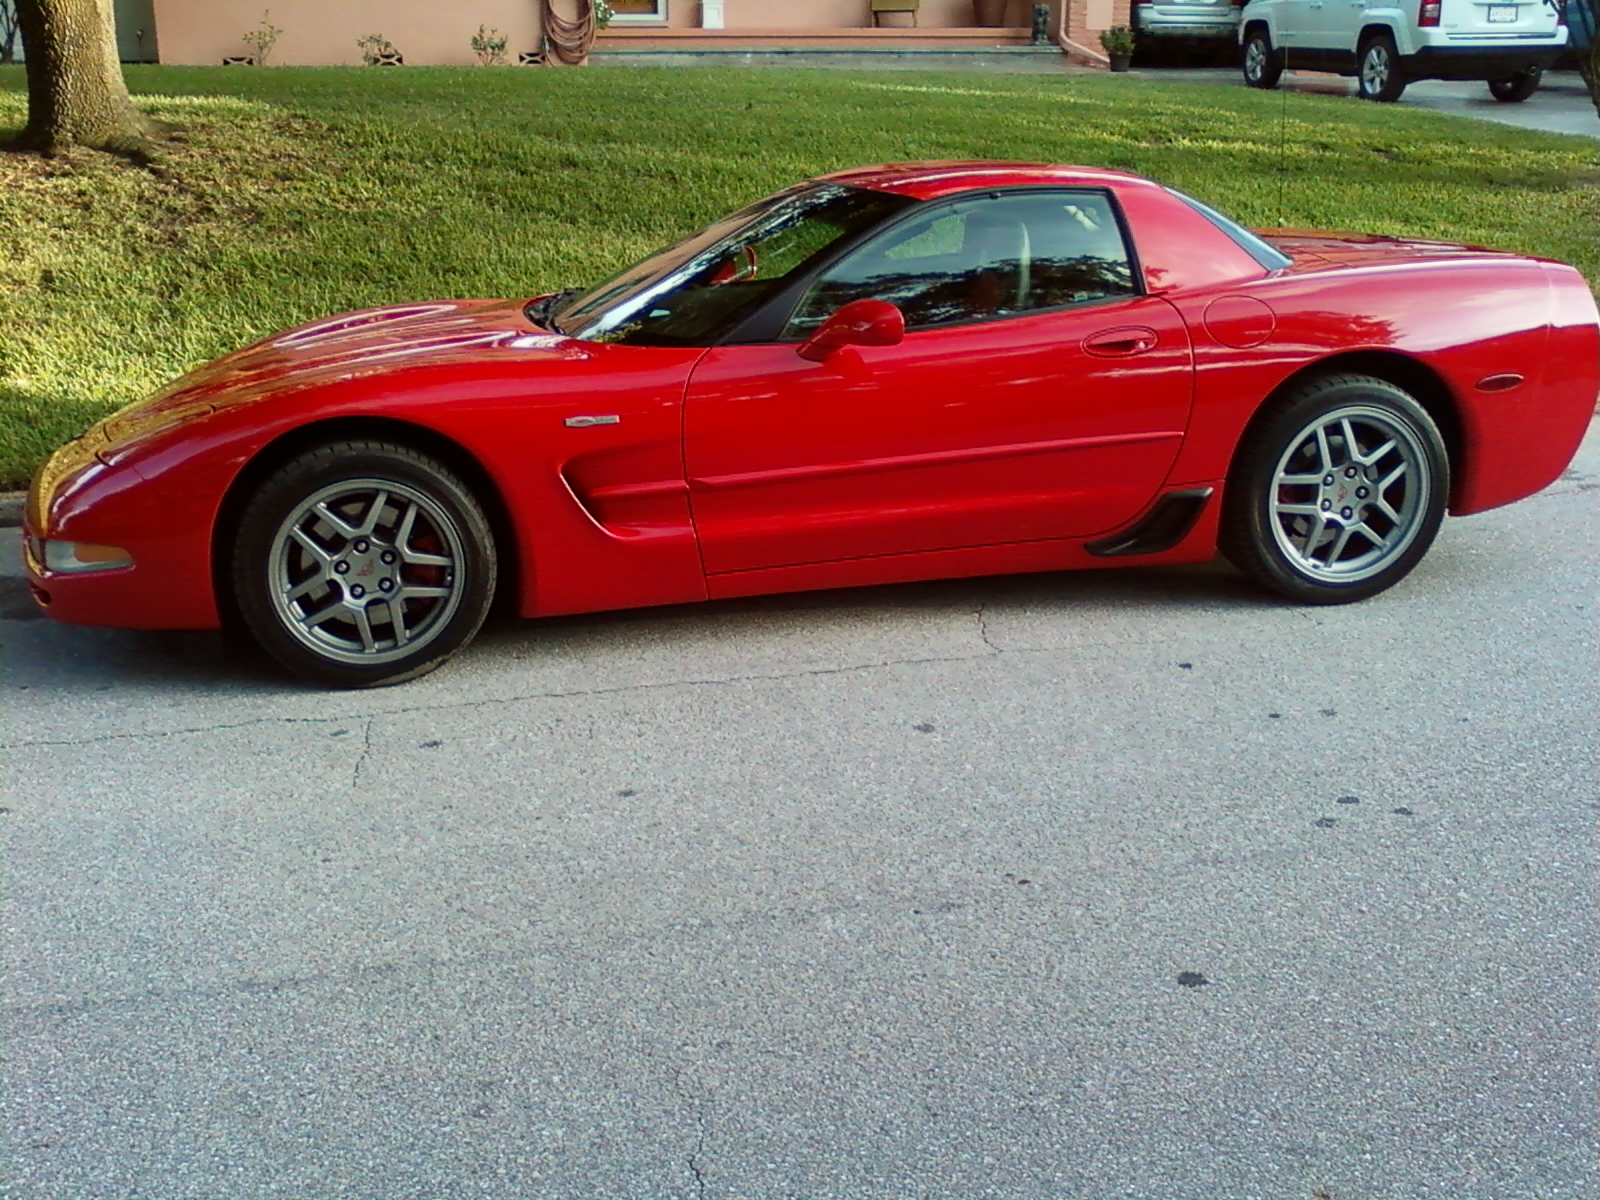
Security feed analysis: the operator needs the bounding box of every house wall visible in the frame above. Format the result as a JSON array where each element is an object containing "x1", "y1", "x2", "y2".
[
  {"x1": 151, "y1": 0, "x2": 544, "y2": 66},
  {"x1": 149, "y1": 0, "x2": 1060, "y2": 65},
  {"x1": 643, "y1": 0, "x2": 1042, "y2": 27}
]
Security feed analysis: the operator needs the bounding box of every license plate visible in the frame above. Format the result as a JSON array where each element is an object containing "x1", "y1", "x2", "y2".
[{"x1": 1487, "y1": 5, "x2": 1519, "y2": 20}]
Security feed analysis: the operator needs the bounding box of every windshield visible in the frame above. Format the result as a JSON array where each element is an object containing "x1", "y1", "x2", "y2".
[{"x1": 550, "y1": 183, "x2": 914, "y2": 346}]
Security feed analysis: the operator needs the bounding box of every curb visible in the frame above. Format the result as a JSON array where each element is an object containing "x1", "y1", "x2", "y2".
[{"x1": 0, "y1": 492, "x2": 24, "y2": 529}]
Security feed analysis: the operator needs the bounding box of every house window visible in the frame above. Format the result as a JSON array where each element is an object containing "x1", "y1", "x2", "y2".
[{"x1": 609, "y1": 0, "x2": 668, "y2": 22}]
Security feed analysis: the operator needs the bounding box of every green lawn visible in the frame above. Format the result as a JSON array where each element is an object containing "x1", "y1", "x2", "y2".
[{"x1": 1, "y1": 64, "x2": 1595, "y2": 490}]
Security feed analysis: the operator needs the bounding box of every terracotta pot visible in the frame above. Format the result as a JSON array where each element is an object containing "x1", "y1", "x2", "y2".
[{"x1": 973, "y1": 0, "x2": 1008, "y2": 26}]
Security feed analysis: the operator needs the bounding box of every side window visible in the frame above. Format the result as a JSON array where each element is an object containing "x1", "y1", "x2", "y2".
[{"x1": 784, "y1": 190, "x2": 1138, "y2": 337}]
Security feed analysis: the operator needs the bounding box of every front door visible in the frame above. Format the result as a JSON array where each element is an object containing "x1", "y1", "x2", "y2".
[{"x1": 683, "y1": 189, "x2": 1195, "y2": 576}]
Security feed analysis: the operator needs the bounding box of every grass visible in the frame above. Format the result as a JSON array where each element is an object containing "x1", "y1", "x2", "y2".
[{"x1": 0, "y1": 64, "x2": 1595, "y2": 489}]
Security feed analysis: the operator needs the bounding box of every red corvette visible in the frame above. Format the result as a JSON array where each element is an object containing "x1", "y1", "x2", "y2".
[{"x1": 23, "y1": 162, "x2": 1599, "y2": 686}]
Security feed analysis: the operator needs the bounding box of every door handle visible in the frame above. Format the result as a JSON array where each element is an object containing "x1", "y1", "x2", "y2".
[{"x1": 1083, "y1": 327, "x2": 1158, "y2": 357}]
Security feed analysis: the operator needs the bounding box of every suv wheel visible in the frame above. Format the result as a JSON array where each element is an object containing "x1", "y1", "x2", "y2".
[
  {"x1": 1242, "y1": 29, "x2": 1283, "y2": 89},
  {"x1": 1357, "y1": 33, "x2": 1407, "y2": 102},
  {"x1": 1487, "y1": 67, "x2": 1541, "y2": 102}
]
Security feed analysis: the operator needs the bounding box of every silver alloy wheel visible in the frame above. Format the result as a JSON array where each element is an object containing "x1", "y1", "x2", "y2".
[
  {"x1": 1268, "y1": 404, "x2": 1431, "y2": 583},
  {"x1": 1244, "y1": 39, "x2": 1266, "y2": 84},
  {"x1": 1361, "y1": 44, "x2": 1390, "y2": 95},
  {"x1": 268, "y1": 478, "x2": 466, "y2": 666}
]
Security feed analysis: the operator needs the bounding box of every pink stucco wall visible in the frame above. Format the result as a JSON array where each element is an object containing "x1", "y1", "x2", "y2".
[
  {"x1": 151, "y1": 0, "x2": 1055, "y2": 64},
  {"x1": 647, "y1": 0, "x2": 1040, "y2": 27},
  {"x1": 152, "y1": 0, "x2": 545, "y2": 66}
]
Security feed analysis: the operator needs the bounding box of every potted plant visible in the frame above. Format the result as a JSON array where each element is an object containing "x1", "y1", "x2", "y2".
[
  {"x1": 471, "y1": 24, "x2": 509, "y2": 65},
  {"x1": 356, "y1": 33, "x2": 403, "y2": 66},
  {"x1": 1099, "y1": 24, "x2": 1134, "y2": 71}
]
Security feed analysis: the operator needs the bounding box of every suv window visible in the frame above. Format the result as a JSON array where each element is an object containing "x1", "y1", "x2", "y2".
[{"x1": 784, "y1": 191, "x2": 1138, "y2": 337}]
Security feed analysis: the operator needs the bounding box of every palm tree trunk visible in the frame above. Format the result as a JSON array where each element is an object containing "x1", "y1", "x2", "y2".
[{"x1": 13, "y1": 0, "x2": 149, "y2": 154}]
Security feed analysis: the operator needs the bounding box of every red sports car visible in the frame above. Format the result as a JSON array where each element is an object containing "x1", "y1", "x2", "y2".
[{"x1": 22, "y1": 162, "x2": 1599, "y2": 686}]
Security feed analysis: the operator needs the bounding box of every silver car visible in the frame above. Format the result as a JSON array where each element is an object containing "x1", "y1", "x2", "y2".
[{"x1": 1133, "y1": 0, "x2": 1244, "y2": 40}]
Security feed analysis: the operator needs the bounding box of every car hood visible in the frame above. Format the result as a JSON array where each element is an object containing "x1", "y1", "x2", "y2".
[
  {"x1": 98, "y1": 299, "x2": 571, "y2": 447},
  {"x1": 1259, "y1": 229, "x2": 1526, "y2": 272}
]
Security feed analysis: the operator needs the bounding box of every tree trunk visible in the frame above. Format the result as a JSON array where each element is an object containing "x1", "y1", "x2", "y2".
[{"x1": 12, "y1": 0, "x2": 150, "y2": 154}]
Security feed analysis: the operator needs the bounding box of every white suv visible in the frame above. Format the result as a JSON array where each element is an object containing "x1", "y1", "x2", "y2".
[{"x1": 1237, "y1": 0, "x2": 1569, "y2": 102}]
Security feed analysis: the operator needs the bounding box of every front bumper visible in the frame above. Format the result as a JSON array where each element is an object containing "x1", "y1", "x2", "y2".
[{"x1": 25, "y1": 443, "x2": 223, "y2": 631}]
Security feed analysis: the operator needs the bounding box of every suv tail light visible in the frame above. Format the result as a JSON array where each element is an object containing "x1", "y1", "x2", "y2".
[{"x1": 1418, "y1": 0, "x2": 1441, "y2": 24}]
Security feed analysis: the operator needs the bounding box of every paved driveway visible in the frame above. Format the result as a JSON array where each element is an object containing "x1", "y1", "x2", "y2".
[
  {"x1": 1152, "y1": 66, "x2": 1600, "y2": 138},
  {"x1": 3, "y1": 425, "x2": 1596, "y2": 1199}
]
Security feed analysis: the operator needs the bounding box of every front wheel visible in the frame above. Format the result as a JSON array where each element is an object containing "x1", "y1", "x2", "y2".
[
  {"x1": 1488, "y1": 67, "x2": 1541, "y2": 102},
  {"x1": 1357, "y1": 34, "x2": 1407, "y2": 102},
  {"x1": 1220, "y1": 375, "x2": 1449, "y2": 604},
  {"x1": 1242, "y1": 30, "x2": 1282, "y2": 89},
  {"x1": 232, "y1": 440, "x2": 497, "y2": 687}
]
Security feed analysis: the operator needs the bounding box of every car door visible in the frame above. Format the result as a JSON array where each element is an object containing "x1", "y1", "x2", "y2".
[
  {"x1": 682, "y1": 190, "x2": 1195, "y2": 576},
  {"x1": 1270, "y1": 0, "x2": 1320, "y2": 48}
]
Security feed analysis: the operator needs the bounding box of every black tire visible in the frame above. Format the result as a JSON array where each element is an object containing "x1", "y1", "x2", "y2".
[
  {"x1": 1487, "y1": 67, "x2": 1541, "y2": 102},
  {"x1": 232, "y1": 440, "x2": 497, "y2": 687},
  {"x1": 1356, "y1": 33, "x2": 1407, "y2": 102},
  {"x1": 1242, "y1": 29, "x2": 1283, "y2": 89},
  {"x1": 1220, "y1": 375, "x2": 1449, "y2": 604}
]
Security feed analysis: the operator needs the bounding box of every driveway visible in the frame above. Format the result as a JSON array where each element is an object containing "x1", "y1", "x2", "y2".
[
  {"x1": 1152, "y1": 66, "x2": 1600, "y2": 138},
  {"x1": 3, "y1": 426, "x2": 1596, "y2": 1198}
]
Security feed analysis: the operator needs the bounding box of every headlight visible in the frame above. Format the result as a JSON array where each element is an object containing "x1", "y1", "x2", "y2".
[{"x1": 40, "y1": 540, "x2": 134, "y2": 573}]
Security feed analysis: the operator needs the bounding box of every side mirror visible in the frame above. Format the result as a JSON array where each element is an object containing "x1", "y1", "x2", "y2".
[{"x1": 797, "y1": 299, "x2": 905, "y2": 362}]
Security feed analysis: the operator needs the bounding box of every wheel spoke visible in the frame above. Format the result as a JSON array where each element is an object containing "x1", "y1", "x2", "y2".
[
  {"x1": 290, "y1": 526, "x2": 334, "y2": 564},
  {"x1": 1374, "y1": 496, "x2": 1402, "y2": 523},
  {"x1": 1355, "y1": 437, "x2": 1395, "y2": 468},
  {"x1": 1326, "y1": 525, "x2": 1355, "y2": 564},
  {"x1": 387, "y1": 598, "x2": 411, "y2": 646},
  {"x1": 1353, "y1": 521, "x2": 1391, "y2": 551},
  {"x1": 1313, "y1": 425, "x2": 1334, "y2": 473},
  {"x1": 395, "y1": 501, "x2": 451, "y2": 567},
  {"x1": 1301, "y1": 516, "x2": 1326, "y2": 558},
  {"x1": 356, "y1": 489, "x2": 390, "y2": 537},
  {"x1": 1338, "y1": 418, "x2": 1359, "y2": 465},
  {"x1": 1379, "y1": 461, "x2": 1408, "y2": 492},
  {"x1": 352, "y1": 605, "x2": 377, "y2": 653},
  {"x1": 1276, "y1": 502, "x2": 1323, "y2": 517},
  {"x1": 285, "y1": 575, "x2": 327, "y2": 603},
  {"x1": 1278, "y1": 472, "x2": 1324, "y2": 487},
  {"x1": 313, "y1": 501, "x2": 362, "y2": 540},
  {"x1": 296, "y1": 598, "x2": 347, "y2": 630},
  {"x1": 398, "y1": 584, "x2": 451, "y2": 600}
]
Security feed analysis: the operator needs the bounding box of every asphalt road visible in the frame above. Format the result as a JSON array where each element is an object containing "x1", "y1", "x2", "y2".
[{"x1": 3, "y1": 423, "x2": 1597, "y2": 1199}]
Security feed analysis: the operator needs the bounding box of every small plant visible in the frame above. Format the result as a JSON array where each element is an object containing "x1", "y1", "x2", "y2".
[
  {"x1": 593, "y1": 0, "x2": 614, "y2": 29},
  {"x1": 241, "y1": 9, "x2": 283, "y2": 66},
  {"x1": 356, "y1": 33, "x2": 402, "y2": 65},
  {"x1": 471, "y1": 24, "x2": 509, "y2": 65},
  {"x1": 1098, "y1": 25, "x2": 1135, "y2": 57}
]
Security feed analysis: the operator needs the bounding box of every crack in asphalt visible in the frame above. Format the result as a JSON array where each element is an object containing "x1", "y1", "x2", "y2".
[
  {"x1": 351, "y1": 715, "x2": 375, "y2": 788},
  {"x1": 975, "y1": 603, "x2": 1003, "y2": 652},
  {"x1": 2, "y1": 646, "x2": 1001, "y2": 751},
  {"x1": 670, "y1": 1064, "x2": 712, "y2": 1200}
]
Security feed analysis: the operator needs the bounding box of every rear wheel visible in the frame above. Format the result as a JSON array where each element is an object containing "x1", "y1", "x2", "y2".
[
  {"x1": 232, "y1": 441, "x2": 497, "y2": 687},
  {"x1": 1357, "y1": 33, "x2": 1407, "y2": 102},
  {"x1": 1220, "y1": 375, "x2": 1449, "y2": 604},
  {"x1": 1242, "y1": 29, "x2": 1282, "y2": 89},
  {"x1": 1487, "y1": 67, "x2": 1541, "y2": 102}
]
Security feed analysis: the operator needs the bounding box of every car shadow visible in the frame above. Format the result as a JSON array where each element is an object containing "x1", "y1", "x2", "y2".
[
  {"x1": 467, "y1": 556, "x2": 1273, "y2": 651},
  {"x1": 2, "y1": 557, "x2": 1278, "y2": 696}
]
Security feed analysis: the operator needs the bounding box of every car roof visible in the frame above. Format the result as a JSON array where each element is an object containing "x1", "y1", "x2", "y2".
[{"x1": 815, "y1": 161, "x2": 1156, "y2": 201}]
